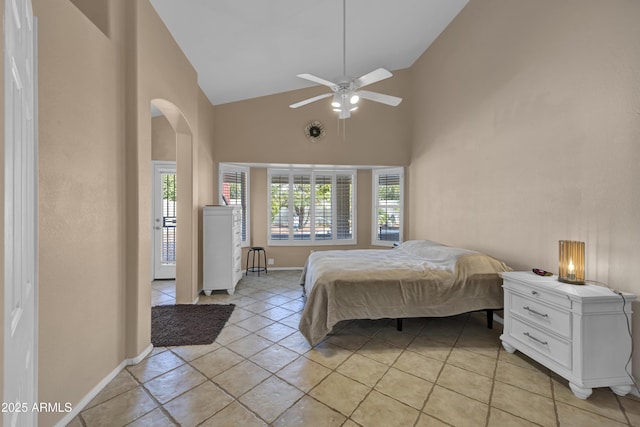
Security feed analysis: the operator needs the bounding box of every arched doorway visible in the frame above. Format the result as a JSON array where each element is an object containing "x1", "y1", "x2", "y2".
[
  {"x1": 149, "y1": 99, "x2": 198, "y2": 305},
  {"x1": 125, "y1": 99, "x2": 201, "y2": 358}
]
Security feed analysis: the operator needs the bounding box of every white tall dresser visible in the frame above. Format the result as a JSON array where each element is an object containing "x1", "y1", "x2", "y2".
[
  {"x1": 500, "y1": 271, "x2": 635, "y2": 399},
  {"x1": 202, "y1": 205, "x2": 242, "y2": 295}
]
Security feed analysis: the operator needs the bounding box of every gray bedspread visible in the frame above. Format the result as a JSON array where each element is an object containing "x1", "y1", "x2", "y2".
[{"x1": 298, "y1": 241, "x2": 512, "y2": 345}]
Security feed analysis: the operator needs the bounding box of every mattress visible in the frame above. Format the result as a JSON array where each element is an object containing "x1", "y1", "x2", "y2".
[{"x1": 298, "y1": 240, "x2": 512, "y2": 345}]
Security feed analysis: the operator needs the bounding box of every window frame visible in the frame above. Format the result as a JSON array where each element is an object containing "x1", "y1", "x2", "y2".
[
  {"x1": 219, "y1": 164, "x2": 250, "y2": 247},
  {"x1": 267, "y1": 168, "x2": 357, "y2": 246},
  {"x1": 372, "y1": 167, "x2": 404, "y2": 247}
]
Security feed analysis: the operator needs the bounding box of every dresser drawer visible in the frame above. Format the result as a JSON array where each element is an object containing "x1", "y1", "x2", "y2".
[
  {"x1": 510, "y1": 317, "x2": 571, "y2": 369},
  {"x1": 510, "y1": 293, "x2": 571, "y2": 338},
  {"x1": 505, "y1": 280, "x2": 572, "y2": 309}
]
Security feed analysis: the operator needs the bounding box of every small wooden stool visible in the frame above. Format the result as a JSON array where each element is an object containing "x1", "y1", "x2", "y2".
[{"x1": 246, "y1": 246, "x2": 267, "y2": 276}]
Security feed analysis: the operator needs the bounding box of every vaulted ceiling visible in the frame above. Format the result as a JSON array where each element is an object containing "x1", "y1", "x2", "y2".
[{"x1": 149, "y1": 0, "x2": 469, "y2": 106}]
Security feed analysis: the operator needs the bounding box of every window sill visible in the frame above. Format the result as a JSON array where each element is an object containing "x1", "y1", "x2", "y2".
[{"x1": 267, "y1": 239, "x2": 357, "y2": 247}]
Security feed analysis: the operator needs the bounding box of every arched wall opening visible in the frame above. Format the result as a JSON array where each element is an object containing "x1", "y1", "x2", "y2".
[
  {"x1": 150, "y1": 99, "x2": 198, "y2": 305},
  {"x1": 126, "y1": 97, "x2": 200, "y2": 359}
]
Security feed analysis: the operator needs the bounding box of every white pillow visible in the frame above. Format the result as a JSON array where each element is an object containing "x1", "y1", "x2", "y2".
[
  {"x1": 397, "y1": 240, "x2": 444, "y2": 252},
  {"x1": 398, "y1": 240, "x2": 476, "y2": 272}
]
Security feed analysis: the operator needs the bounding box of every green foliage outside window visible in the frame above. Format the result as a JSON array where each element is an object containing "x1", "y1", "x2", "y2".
[
  {"x1": 270, "y1": 180, "x2": 332, "y2": 229},
  {"x1": 162, "y1": 174, "x2": 176, "y2": 201},
  {"x1": 379, "y1": 183, "x2": 400, "y2": 201}
]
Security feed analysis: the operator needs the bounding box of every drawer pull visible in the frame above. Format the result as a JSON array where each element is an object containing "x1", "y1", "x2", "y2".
[
  {"x1": 523, "y1": 306, "x2": 549, "y2": 318},
  {"x1": 523, "y1": 332, "x2": 548, "y2": 346}
]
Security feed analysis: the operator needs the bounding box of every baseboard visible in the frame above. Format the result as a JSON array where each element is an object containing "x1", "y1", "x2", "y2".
[
  {"x1": 493, "y1": 312, "x2": 504, "y2": 325},
  {"x1": 129, "y1": 344, "x2": 154, "y2": 365},
  {"x1": 53, "y1": 344, "x2": 153, "y2": 427},
  {"x1": 263, "y1": 267, "x2": 303, "y2": 271}
]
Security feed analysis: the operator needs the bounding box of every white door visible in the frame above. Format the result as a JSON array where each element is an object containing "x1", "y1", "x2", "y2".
[
  {"x1": 153, "y1": 162, "x2": 177, "y2": 279},
  {"x1": 4, "y1": 0, "x2": 38, "y2": 426}
]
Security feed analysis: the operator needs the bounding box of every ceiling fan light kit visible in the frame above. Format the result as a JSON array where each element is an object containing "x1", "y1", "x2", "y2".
[{"x1": 289, "y1": 0, "x2": 402, "y2": 119}]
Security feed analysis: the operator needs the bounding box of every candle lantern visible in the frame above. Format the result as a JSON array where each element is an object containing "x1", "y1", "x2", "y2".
[{"x1": 558, "y1": 240, "x2": 585, "y2": 285}]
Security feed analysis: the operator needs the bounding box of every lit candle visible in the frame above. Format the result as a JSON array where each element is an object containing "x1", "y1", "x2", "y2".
[{"x1": 568, "y1": 258, "x2": 575, "y2": 281}]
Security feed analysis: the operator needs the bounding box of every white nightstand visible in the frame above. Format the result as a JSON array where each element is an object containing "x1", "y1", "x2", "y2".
[{"x1": 500, "y1": 271, "x2": 636, "y2": 399}]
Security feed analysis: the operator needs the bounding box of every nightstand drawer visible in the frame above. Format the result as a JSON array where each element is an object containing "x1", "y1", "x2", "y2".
[
  {"x1": 511, "y1": 317, "x2": 571, "y2": 369},
  {"x1": 505, "y1": 280, "x2": 572, "y2": 309},
  {"x1": 510, "y1": 293, "x2": 571, "y2": 338}
]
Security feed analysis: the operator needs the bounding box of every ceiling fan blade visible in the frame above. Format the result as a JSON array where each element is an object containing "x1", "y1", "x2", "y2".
[
  {"x1": 296, "y1": 73, "x2": 339, "y2": 89},
  {"x1": 289, "y1": 93, "x2": 333, "y2": 109},
  {"x1": 358, "y1": 90, "x2": 403, "y2": 107},
  {"x1": 354, "y1": 68, "x2": 393, "y2": 88}
]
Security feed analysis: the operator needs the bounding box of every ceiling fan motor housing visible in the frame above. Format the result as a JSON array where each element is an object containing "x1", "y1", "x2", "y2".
[{"x1": 332, "y1": 83, "x2": 359, "y2": 113}]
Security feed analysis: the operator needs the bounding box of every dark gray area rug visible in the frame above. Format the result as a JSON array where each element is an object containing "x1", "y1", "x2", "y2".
[{"x1": 151, "y1": 304, "x2": 235, "y2": 347}]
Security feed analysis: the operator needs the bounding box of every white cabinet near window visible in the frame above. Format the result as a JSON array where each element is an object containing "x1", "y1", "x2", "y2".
[
  {"x1": 500, "y1": 271, "x2": 636, "y2": 399},
  {"x1": 203, "y1": 205, "x2": 242, "y2": 295}
]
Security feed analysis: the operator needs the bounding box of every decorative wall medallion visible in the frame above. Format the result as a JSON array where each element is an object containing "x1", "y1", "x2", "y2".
[{"x1": 304, "y1": 120, "x2": 325, "y2": 143}]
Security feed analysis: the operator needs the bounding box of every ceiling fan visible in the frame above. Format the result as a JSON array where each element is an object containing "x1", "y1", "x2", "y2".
[{"x1": 289, "y1": 0, "x2": 402, "y2": 119}]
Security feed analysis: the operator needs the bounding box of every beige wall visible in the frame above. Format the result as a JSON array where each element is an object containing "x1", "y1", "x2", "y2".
[
  {"x1": 410, "y1": 0, "x2": 640, "y2": 371},
  {"x1": 129, "y1": 0, "x2": 202, "y2": 355},
  {"x1": 151, "y1": 114, "x2": 176, "y2": 161},
  {"x1": 197, "y1": 89, "x2": 217, "y2": 285},
  {"x1": 213, "y1": 69, "x2": 412, "y2": 166},
  {"x1": 28, "y1": 0, "x2": 212, "y2": 424},
  {"x1": 33, "y1": 0, "x2": 127, "y2": 425}
]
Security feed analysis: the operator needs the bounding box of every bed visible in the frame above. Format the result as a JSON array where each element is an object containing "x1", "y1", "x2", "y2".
[{"x1": 298, "y1": 240, "x2": 512, "y2": 345}]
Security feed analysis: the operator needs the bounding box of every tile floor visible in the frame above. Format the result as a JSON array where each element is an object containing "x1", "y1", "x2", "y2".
[{"x1": 68, "y1": 270, "x2": 640, "y2": 426}]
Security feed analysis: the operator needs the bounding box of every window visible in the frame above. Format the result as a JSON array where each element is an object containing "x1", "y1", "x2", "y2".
[
  {"x1": 373, "y1": 168, "x2": 403, "y2": 246},
  {"x1": 268, "y1": 169, "x2": 356, "y2": 245},
  {"x1": 219, "y1": 164, "x2": 250, "y2": 246}
]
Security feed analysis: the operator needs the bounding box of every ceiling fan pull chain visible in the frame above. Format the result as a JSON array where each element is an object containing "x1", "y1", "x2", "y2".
[{"x1": 343, "y1": 117, "x2": 347, "y2": 143}]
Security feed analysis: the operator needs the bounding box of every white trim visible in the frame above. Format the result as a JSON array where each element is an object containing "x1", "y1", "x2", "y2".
[
  {"x1": 267, "y1": 240, "x2": 358, "y2": 247},
  {"x1": 152, "y1": 160, "x2": 176, "y2": 169},
  {"x1": 33, "y1": 16, "x2": 40, "y2": 419},
  {"x1": 371, "y1": 167, "x2": 404, "y2": 247},
  {"x1": 216, "y1": 161, "x2": 400, "y2": 170},
  {"x1": 53, "y1": 344, "x2": 153, "y2": 427},
  {"x1": 129, "y1": 344, "x2": 154, "y2": 364}
]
